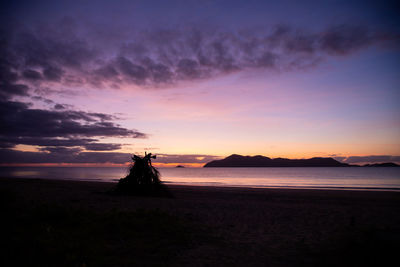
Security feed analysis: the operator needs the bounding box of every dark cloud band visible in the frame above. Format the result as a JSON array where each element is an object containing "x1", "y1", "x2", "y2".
[
  {"x1": 0, "y1": 98, "x2": 146, "y2": 152},
  {"x1": 1, "y1": 21, "x2": 397, "y2": 96}
]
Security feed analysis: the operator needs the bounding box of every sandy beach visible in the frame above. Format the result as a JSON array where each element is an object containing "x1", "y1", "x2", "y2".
[{"x1": 1, "y1": 177, "x2": 399, "y2": 266}]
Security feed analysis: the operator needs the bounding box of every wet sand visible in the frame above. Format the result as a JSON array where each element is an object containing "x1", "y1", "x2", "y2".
[{"x1": 1, "y1": 177, "x2": 399, "y2": 266}]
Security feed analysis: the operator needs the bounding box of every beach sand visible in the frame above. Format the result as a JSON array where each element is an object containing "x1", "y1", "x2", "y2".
[{"x1": 1, "y1": 177, "x2": 399, "y2": 266}]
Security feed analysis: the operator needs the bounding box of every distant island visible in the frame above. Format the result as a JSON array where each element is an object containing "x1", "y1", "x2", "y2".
[
  {"x1": 203, "y1": 154, "x2": 399, "y2": 167},
  {"x1": 363, "y1": 162, "x2": 399, "y2": 167},
  {"x1": 176, "y1": 165, "x2": 185, "y2": 168}
]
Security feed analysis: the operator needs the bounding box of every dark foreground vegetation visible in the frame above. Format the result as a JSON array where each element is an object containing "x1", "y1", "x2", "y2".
[
  {"x1": 1, "y1": 178, "x2": 399, "y2": 266},
  {"x1": 115, "y1": 153, "x2": 172, "y2": 197}
]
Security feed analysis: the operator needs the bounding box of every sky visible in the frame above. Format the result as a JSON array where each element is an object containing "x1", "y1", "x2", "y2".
[{"x1": 0, "y1": 0, "x2": 399, "y2": 167}]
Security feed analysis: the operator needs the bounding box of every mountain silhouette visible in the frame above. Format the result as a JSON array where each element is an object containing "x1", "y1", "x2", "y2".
[{"x1": 204, "y1": 154, "x2": 350, "y2": 167}]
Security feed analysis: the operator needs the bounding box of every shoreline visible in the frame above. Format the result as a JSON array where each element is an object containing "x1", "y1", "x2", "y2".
[
  {"x1": 2, "y1": 176, "x2": 400, "y2": 192},
  {"x1": 2, "y1": 176, "x2": 399, "y2": 209}
]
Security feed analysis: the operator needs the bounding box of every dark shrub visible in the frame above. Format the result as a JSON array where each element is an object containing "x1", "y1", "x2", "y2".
[{"x1": 116, "y1": 153, "x2": 171, "y2": 197}]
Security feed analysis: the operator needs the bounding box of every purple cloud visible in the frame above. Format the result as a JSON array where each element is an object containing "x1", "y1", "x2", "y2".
[
  {"x1": 337, "y1": 155, "x2": 400, "y2": 164},
  {"x1": 1, "y1": 20, "x2": 397, "y2": 96},
  {"x1": 0, "y1": 98, "x2": 146, "y2": 152}
]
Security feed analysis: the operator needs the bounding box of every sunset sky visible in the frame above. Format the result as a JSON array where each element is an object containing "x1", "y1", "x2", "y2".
[{"x1": 1, "y1": 0, "x2": 399, "y2": 166}]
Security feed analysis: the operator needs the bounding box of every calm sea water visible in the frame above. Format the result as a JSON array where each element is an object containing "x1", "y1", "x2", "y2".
[{"x1": 1, "y1": 166, "x2": 400, "y2": 190}]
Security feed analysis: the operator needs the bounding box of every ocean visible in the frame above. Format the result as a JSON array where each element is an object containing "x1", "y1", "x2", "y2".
[{"x1": 1, "y1": 166, "x2": 400, "y2": 190}]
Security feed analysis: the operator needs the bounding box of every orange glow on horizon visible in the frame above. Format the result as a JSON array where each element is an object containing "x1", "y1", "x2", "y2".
[
  {"x1": 0, "y1": 162, "x2": 131, "y2": 167},
  {"x1": 0, "y1": 162, "x2": 205, "y2": 168},
  {"x1": 152, "y1": 162, "x2": 204, "y2": 168}
]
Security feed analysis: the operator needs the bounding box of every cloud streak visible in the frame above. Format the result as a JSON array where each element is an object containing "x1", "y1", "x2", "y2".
[
  {"x1": 0, "y1": 98, "x2": 146, "y2": 151},
  {"x1": 336, "y1": 155, "x2": 400, "y2": 164},
  {"x1": 0, "y1": 149, "x2": 131, "y2": 164},
  {"x1": 1, "y1": 20, "x2": 397, "y2": 95},
  {"x1": 0, "y1": 149, "x2": 220, "y2": 165}
]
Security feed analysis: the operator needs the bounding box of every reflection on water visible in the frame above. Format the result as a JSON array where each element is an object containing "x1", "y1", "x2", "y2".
[
  {"x1": 10, "y1": 171, "x2": 41, "y2": 177},
  {"x1": 159, "y1": 167, "x2": 400, "y2": 190},
  {"x1": 0, "y1": 166, "x2": 399, "y2": 190}
]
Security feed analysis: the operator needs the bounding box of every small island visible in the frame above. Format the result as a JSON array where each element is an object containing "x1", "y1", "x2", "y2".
[{"x1": 176, "y1": 165, "x2": 185, "y2": 168}]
